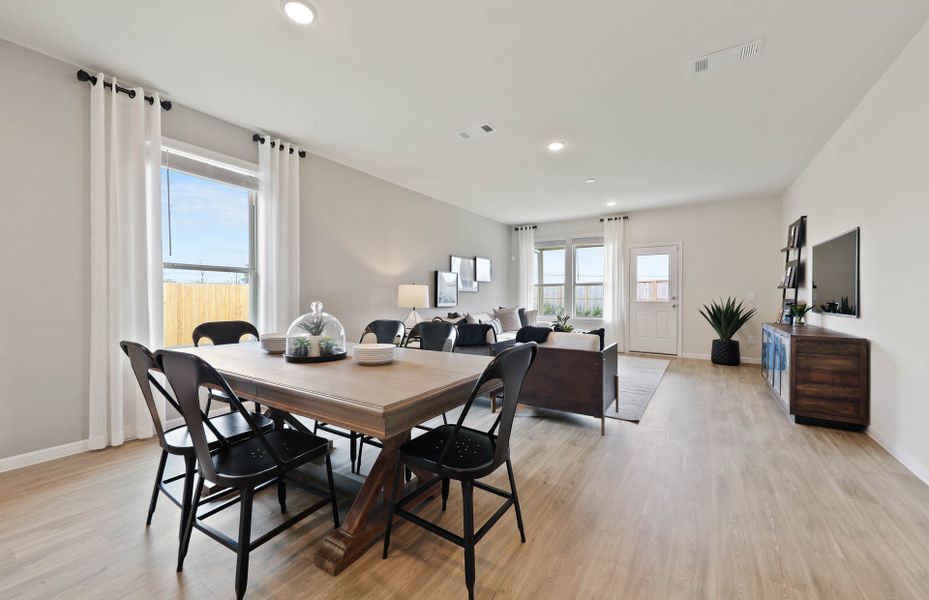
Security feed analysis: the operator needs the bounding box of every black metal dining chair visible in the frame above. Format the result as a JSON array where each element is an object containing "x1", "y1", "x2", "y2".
[
  {"x1": 382, "y1": 342, "x2": 538, "y2": 600},
  {"x1": 404, "y1": 321, "x2": 458, "y2": 351},
  {"x1": 359, "y1": 319, "x2": 406, "y2": 345},
  {"x1": 156, "y1": 349, "x2": 340, "y2": 600},
  {"x1": 313, "y1": 320, "x2": 407, "y2": 474},
  {"x1": 191, "y1": 320, "x2": 260, "y2": 347},
  {"x1": 192, "y1": 320, "x2": 262, "y2": 412},
  {"x1": 356, "y1": 321, "x2": 458, "y2": 475},
  {"x1": 120, "y1": 341, "x2": 273, "y2": 543}
]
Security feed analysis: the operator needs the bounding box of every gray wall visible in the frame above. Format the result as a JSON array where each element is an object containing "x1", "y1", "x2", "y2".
[
  {"x1": 782, "y1": 19, "x2": 929, "y2": 484},
  {"x1": 530, "y1": 196, "x2": 783, "y2": 361},
  {"x1": 299, "y1": 155, "x2": 512, "y2": 339},
  {"x1": 0, "y1": 39, "x2": 512, "y2": 460},
  {"x1": 0, "y1": 38, "x2": 90, "y2": 459}
]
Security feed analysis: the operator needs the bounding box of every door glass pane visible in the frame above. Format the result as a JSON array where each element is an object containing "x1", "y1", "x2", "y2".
[{"x1": 636, "y1": 254, "x2": 670, "y2": 302}]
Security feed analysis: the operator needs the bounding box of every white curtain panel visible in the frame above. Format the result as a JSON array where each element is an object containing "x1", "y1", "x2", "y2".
[
  {"x1": 88, "y1": 76, "x2": 163, "y2": 449},
  {"x1": 603, "y1": 218, "x2": 626, "y2": 350},
  {"x1": 516, "y1": 226, "x2": 537, "y2": 310},
  {"x1": 257, "y1": 139, "x2": 301, "y2": 333}
]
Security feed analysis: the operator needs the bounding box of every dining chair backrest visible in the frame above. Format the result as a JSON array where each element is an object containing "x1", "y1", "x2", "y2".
[
  {"x1": 407, "y1": 321, "x2": 457, "y2": 352},
  {"x1": 155, "y1": 350, "x2": 278, "y2": 484},
  {"x1": 436, "y1": 342, "x2": 538, "y2": 471},
  {"x1": 120, "y1": 340, "x2": 182, "y2": 448},
  {"x1": 192, "y1": 320, "x2": 260, "y2": 347},
  {"x1": 360, "y1": 320, "x2": 406, "y2": 345}
]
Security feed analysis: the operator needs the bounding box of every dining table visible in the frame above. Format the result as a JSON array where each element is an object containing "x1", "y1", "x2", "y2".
[{"x1": 180, "y1": 341, "x2": 493, "y2": 575}]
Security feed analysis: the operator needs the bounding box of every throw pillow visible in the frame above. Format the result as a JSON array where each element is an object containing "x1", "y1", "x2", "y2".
[
  {"x1": 517, "y1": 308, "x2": 528, "y2": 328},
  {"x1": 481, "y1": 317, "x2": 503, "y2": 335},
  {"x1": 493, "y1": 307, "x2": 521, "y2": 332},
  {"x1": 523, "y1": 309, "x2": 538, "y2": 326},
  {"x1": 470, "y1": 312, "x2": 491, "y2": 325}
]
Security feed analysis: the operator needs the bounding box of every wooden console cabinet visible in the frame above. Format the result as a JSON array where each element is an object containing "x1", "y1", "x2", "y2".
[{"x1": 761, "y1": 323, "x2": 869, "y2": 428}]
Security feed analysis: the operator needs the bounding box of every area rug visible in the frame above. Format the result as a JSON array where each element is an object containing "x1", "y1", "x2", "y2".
[{"x1": 605, "y1": 355, "x2": 671, "y2": 423}]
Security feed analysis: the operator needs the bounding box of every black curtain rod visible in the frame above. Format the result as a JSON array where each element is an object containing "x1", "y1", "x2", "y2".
[
  {"x1": 600, "y1": 216, "x2": 629, "y2": 222},
  {"x1": 513, "y1": 225, "x2": 538, "y2": 231},
  {"x1": 252, "y1": 134, "x2": 307, "y2": 158},
  {"x1": 76, "y1": 70, "x2": 172, "y2": 111}
]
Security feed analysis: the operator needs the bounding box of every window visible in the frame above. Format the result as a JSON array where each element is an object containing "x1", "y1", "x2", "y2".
[
  {"x1": 574, "y1": 245, "x2": 604, "y2": 317},
  {"x1": 535, "y1": 247, "x2": 565, "y2": 316},
  {"x1": 534, "y1": 238, "x2": 605, "y2": 318},
  {"x1": 161, "y1": 145, "x2": 258, "y2": 347},
  {"x1": 636, "y1": 253, "x2": 670, "y2": 302}
]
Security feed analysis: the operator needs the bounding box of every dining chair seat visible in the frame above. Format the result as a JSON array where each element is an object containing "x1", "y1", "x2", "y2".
[
  {"x1": 163, "y1": 411, "x2": 272, "y2": 451},
  {"x1": 211, "y1": 429, "x2": 330, "y2": 483},
  {"x1": 400, "y1": 425, "x2": 496, "y2": 478}
]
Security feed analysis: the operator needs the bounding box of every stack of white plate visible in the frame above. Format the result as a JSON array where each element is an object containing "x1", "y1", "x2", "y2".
[
  {"x1": 260, "y1": 333, "x2": 287, "y2": 354},
  {"x1": 353, "y1": 343, "x2": 395, "y2": 365}
]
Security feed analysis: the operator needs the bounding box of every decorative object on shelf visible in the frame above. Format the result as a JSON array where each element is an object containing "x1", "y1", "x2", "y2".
[
  {"x1": 284, "y1": 301, "x2": 347, "y2": 363},
  {"x1": 434, "y1": 271, "x2": 459, "y2": 308},
  {"x1": 699, "y1": 297, "x2": 757, "y2": 366},
  {"x1": 790, "y1": 302, "x2": 813, "y2": 326},
  {"x1": 780, "y1": 299, "x2": 796, "y2": 325},
  {"x1": 451, "y1": 255, "x2": 479, "y2": 293},
  {"x1": 475, "y1": 256, "x2": 492, "y2": 282},
  {"x1": 397, "y1": 284, "x2": 430, "y2": 329},
  {"x1": 788, "y1": 223, "x2": 800, "y2": 248},
  {"x1": 782, "y1": 265, "x2": 796, "y2": 288},
  {"x1": 552, "y1": 309, "x2": 574, "y2": 332}
]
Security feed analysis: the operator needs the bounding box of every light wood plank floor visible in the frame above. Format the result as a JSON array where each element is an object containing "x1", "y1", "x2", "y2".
[{"x1": 3, "y1": 359, "x2": 929, "y2": 599}]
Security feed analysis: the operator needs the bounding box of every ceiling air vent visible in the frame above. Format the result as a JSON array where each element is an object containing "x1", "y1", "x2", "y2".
[
  {"x1": 693, "y1": 39, "x2": 764, "y2": 74},
  {"x1": 457, "y1": 123, "x2": 496, "y2": 140}
]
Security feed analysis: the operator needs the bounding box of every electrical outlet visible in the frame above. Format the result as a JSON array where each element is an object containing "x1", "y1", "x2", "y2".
[
  {"x1": 746, "y1": 292, "x2": 756, "y2": 302},
  {"x1": 748, "y1": 336, "x2": 756, "y2": 345}
]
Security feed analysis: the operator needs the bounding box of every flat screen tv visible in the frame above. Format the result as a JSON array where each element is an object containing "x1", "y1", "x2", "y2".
[{"x1": 812, "y1": 227, "x2": 859, "y2": 317}]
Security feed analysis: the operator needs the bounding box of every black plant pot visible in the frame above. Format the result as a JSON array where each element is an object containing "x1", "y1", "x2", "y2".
[{"x1": 711, "y1": 339, "x2": 741, "y2": 366}]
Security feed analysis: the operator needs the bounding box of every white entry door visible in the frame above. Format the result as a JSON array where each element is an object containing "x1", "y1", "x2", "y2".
[{"x1": 628, "y1": 245, "x2": 679, "y2": 355}]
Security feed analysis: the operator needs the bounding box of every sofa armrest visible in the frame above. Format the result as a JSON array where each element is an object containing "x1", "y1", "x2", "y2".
[{"x1": 601, "y1": 343, "x2": 618, "y2": 414}]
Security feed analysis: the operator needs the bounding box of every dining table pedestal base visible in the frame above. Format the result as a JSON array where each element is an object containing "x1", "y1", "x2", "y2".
[{"x1": 314, "y1": 431, "x2": 438, "y2": 576}]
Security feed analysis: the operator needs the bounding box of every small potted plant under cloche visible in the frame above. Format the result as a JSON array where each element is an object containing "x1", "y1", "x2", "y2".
[{"x1": 699, "y1": 297, "x2": 757, "y2": 366}]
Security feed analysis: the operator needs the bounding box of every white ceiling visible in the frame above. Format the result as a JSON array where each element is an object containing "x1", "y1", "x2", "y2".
[{"x1": 1, "y1": 0, "x2": 927, "y2": 224}]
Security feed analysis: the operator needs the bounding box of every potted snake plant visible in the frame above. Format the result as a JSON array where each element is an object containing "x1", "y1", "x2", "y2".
[{"x1": 699, "y1": 297, "x2": 757, "y2": 366}]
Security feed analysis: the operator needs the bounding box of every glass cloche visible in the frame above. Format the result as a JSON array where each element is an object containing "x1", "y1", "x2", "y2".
[{"x1": 284, "y1": 301, "x2": 347, "y2": 362}]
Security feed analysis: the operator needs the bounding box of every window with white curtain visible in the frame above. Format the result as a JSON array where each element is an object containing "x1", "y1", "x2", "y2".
[
  {"x1": 535, "y1": 236, "x2": 605, "y2": 319},
  {"x1": 160, "y1": 143, "x2": 259, "y2": 347}
]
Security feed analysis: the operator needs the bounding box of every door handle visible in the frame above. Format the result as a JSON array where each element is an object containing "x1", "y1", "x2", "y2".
[{"x1": 671, "y1": 304, "x2": 678, "y2": 308}]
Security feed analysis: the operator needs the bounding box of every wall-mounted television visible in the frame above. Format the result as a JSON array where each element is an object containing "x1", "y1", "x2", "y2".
[{"x1": 812, "y1": 227, "x2": 859, "y2": 317}]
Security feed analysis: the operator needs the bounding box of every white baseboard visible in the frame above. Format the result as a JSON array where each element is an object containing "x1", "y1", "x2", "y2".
[
  {"x1": 680, "y1": 352, "x2": 761, "y2": 365},
  {"x1": 865, "y1": 426, "x2": 929, "y2": 487},
  {"x1": 0, "y1": 439, "x2": 90, "y2": 474}
]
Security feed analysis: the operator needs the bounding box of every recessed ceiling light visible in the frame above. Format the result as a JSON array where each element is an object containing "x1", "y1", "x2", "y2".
[
  {"x1": 606, "y1": 201, "x2": 617, "y2": 207},
  {"x1": 585, "y1": 178, "x2": 597, "y2": 184},
  {"x1": 547, "y1": 140, "x2": 566, "y2": 152},
  {"x1": 282, "y1": 0, "x2": 317, "y2": 24}
]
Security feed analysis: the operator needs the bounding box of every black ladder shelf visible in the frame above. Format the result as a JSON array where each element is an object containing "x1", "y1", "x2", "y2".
[{"x1": 779, "y1": 216, "x2": 806, "y2": 313}]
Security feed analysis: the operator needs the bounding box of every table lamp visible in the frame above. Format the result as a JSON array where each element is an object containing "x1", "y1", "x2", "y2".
[{"x1": 397, "y1": 284, "x2": 429, "y2": 329}]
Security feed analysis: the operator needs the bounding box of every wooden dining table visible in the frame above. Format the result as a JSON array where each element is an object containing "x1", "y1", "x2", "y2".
[{"x1": 181, "y1": 341, "x2": 492, "y2": 575}]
